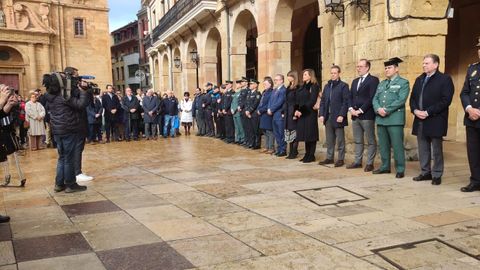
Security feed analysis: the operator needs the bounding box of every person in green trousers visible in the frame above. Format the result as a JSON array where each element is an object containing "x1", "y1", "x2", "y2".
[
  {"x1": 231, "y1": 80, "x2": 245, "y2": 144},
  {"x1": 372, "y1": 57, "x2": 410, "y2": 179}
]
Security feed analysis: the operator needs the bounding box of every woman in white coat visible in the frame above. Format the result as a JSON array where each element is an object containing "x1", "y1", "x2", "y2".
[
  {"x1": 25, "y1": 93, "x2": 46, "y2": 151},
  {"x1": 180, "y1": 92, "x2": 193, "y2": 135}
]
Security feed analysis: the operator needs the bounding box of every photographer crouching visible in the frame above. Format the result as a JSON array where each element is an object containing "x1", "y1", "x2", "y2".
[{"x1": 43, "y1": 67, "x2": 93, "y2": 193}]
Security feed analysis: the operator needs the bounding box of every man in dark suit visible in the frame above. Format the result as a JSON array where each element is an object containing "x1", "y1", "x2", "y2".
[
  {"x1": 410, "y1": 54, "x2": 454, "y2": 185},
  {"x1": 121, "y1": 88, "x2": 140, "y2": 141},
  {"x1": 347, "y1": 59, "x2": 380, "y2": 172},
  {"x1": 101, "y1": 85, "x2": 120, "y2": 142},
  {"x1": 460, "y1": 37, "x2": 480, "y2": 192},
  {"x1": 319, "y1": 65, "x2": 350, "y2": 167}
]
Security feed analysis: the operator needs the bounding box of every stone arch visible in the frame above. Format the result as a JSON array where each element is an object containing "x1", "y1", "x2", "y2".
[
  {"x1": 162, "y1": 53, "x2": 170, "y2": 92},
  {"x1": 203, "y1": 27, "x2": 222, "y2": 86},
  {"x1": 231, "y1": 9, "x2": 258, "y2": 80},
  {"x1": 269, "y1": 0, "x2": 295, "y2": 77},
  {"x1": 0, "y1": 45, "x2": 28, "y2": 96}
]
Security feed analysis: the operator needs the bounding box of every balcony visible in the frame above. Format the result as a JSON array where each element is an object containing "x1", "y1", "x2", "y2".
[{"x1": 150, "y1": 0, "x2": 216, "y2": 46}]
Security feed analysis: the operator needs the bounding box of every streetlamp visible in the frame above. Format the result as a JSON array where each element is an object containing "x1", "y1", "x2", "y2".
[
  {"x1": 174, "y1": 56, "x2": 182, "y2": 70},
  {"x1": 190, "y1": 49, "x2": 199, "y2": 88},
  {"x1": 325, "y1": 0, "x2": 345, "y2": 26}
]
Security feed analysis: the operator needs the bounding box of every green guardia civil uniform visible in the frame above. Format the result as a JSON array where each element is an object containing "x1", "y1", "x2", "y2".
[
  {"x1": 372, "y1": 75, "x2": 410, "y2": 173},
  {"x1": 231, "y1": 90, "x2": 245, "y2": 143}
]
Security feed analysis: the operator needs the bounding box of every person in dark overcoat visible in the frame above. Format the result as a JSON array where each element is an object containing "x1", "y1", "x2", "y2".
[
  {"x1": 319, "y1": 65, "x2": 350, "y2": 167},
  {"x1": 121, "y1": 88, "x2": 141, "y2": 141},
  {"x1": 410, "y1": 54, "x2": 454, "y2": 185},
  {"x1": 294, "y1": 69, "x2": 320, "y2": 163},
  {"x1": 101, "y1": 85, "x2": 121, "y2": 142},
  {"x1": 257, "y1": 77, "x2": 274, "y2": 153},
  {"x1": 284, "y1": 71, "x2": 299, "y2": 159}
]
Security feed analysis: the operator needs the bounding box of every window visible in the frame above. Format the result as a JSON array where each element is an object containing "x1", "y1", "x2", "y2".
[
  {"x1": 128, "y1": 64, "x2": 139, "y2": 78},
  {"x1": 134, "y1": 46, "x2": 139, "y2": 53},
  {"x1": 74, "y1": 18, "x2": 85, "y2": 37},
  {"x1": 121, "y1": 67, "x2": 125, "y2": 80}
]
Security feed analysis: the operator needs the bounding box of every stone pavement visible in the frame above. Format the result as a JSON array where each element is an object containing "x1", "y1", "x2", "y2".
[{"x1": 0, "y1": 136, "x2": 479, "y2": 270}]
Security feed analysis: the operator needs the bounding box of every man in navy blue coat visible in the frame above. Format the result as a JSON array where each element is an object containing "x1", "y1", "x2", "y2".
[
  {"x1": 319, "y1": 65, "x2": 350, "y2": 167},
  {"x1": 101, "y1": 85, "x2": 121, "y2": 142},
  {"x1": 268, "y1": 74, "x2": 287, "y2": 156},
  {"x1": 410, "y1": 54, "x2": 454, "y2": 186}
]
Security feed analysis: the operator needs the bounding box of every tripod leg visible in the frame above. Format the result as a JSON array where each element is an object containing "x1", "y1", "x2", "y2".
[{"x1": 13, "y1": 153, "x2": 26, "y2": 187}]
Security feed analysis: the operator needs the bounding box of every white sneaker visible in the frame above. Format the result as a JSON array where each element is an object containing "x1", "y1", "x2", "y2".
[{"x1": 76, "y1": 173, "x2": 93, "y2": 182}]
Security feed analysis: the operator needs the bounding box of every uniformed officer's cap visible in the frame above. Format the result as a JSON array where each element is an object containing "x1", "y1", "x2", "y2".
[
  {"x1": 384, "y1": 57, "x2": 403, "y2": 67},
  {"x1": 225, "y1": 80, "x2": 233, "y2": 84},
  {"x1": 241, "y1": 77, "x2": 248, "y2": 82},
  {"x1": 249, "y1": 79, "x2": 259, "y2": 84},
  {"x1": 476, "y1": 36, "x2": 480, "y2": 47},
  {"x1": 235, "y1": 80, "x2": 242, "y2": 84},
  {"x1": 205, "y1": 82, "x2": 213, "y2": 87}
]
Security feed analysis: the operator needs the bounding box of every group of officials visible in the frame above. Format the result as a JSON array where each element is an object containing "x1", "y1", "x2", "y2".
[{"x1": 189, "y1": 38, "x2": 480, "y2": 193}]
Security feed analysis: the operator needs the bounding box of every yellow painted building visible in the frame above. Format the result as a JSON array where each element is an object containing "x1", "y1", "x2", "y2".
[
  {"x1": 144, "y1": 0, "x2": 479, "y2": 143},
  {"x1": 0, "y1": 0, "x2": 112, "y2": 96}
]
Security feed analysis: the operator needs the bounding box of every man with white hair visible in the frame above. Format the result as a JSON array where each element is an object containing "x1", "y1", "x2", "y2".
[{"x1": 142, "y1": 89, "x2": 160, "y2": 140}]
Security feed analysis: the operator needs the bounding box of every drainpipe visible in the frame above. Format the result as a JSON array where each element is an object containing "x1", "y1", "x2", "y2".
[
  {"x1": 168, "y1": 44, "x2": 173, "y2": 90},
  {"x1": 224, "y1": 2, "x2": 231, "y2": 80}
]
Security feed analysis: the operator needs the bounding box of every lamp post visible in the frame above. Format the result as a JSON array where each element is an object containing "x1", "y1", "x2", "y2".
[{"x1": 190, "y1": 49, "x2": 199, "y2": 88}]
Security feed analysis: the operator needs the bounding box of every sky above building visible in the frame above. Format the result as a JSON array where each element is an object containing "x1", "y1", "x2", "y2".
[{"x1": 109, "y1": 0, "x2": 140, "y2": 32}]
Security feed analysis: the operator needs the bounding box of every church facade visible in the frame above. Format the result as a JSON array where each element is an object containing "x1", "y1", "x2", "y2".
[{"x1": 0, "y1": 0, "x2": 112, "y2": 96}]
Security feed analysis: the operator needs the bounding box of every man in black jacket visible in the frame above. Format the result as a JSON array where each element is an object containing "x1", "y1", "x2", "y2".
[
  {"x1": 102, "y1": 85, "x2": 121, "y2": 142},
  {"x1": 460, "y1": 38, "x2": 480, "y2": 192},
  {"x1": 347, "y1": 59, "x2": 380, "y2": 172},
  {"x1": 43, "y1": 72, "x2": 89, "y2": 193},
  {"x1": 410, "y1": 54, "x2": 454, "y2": 186},
  {"x1": 162, "y1": 90, "x2": 178, "y2": 138},
  {"x1": 244, "y1": 79, "x2": 262, "y2": 149},
  {"x1": 193, "y1": 88, "x2": 206, "y2": 136}
]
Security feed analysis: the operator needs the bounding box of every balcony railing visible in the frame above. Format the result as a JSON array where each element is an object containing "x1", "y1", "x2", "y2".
[{"x1": 151, "y1": 0, "x2": 207, "y2": 44}]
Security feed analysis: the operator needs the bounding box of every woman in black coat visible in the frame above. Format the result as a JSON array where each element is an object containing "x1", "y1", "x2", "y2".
[
  {"x1": 284, "y1": 70, "x2": 299, "y2": 159},
  {"x1": 294, "y1": 69, "x2": 320, "y2": 163}
]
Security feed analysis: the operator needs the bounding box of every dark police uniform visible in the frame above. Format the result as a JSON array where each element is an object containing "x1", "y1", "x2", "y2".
[
  {"x1": 244, "y1": 83, "x2": 261, "y2": 149},
  {"x1": 237, "y1": 77, "x2": 250, "y2": 145},
  {"x1": 460, "y1": 53, "x2": 480, "y2": 191},
  {"x1": 222, "y1": 83, "x2": 235, "y2": 143}
]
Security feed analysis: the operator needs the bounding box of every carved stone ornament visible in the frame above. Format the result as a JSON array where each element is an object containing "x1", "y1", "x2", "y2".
[{"x1": 1, "y1": 1, "x2": 55, "y2": 34}]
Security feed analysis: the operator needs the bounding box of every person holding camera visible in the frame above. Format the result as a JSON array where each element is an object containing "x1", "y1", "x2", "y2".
[{"x1": 43, "y1": 71, "x2": 90, "y2": 193}]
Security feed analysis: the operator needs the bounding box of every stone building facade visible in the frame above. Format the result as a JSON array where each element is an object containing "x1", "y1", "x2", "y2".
[
  {"x1": 0, "y1": 0, "x2": 112, "y2": 96},
  {"x1": 143, "y1": 0, "x2": 480, "y2": 143}
]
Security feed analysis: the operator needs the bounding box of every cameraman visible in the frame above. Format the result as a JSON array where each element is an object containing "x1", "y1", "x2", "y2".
[
  {"x1": 43, "y1": 71, "x2": 89, "y2": 193},
  {"x1": 63, "y1": 67, "x2": 94, "y2": 183},
  {"x1": 0, "y1": 84, "x2": 16, "y2": 223}
]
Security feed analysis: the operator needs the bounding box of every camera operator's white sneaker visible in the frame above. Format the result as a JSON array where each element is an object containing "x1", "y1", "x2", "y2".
[{"x1": 76, "y1": 173, "x2": 93, "y2": 182}]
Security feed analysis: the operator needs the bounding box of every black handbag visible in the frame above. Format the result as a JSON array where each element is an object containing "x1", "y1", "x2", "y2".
[{"x1": 0, "y1": 129, "x2": 20, "y2": 156}]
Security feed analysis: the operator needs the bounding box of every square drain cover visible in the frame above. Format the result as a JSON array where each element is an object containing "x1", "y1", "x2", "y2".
[
  {"x1": 294, "y1": 186, "x2": 368, "y2": 207},
  {"x1": 372, "y1": 238, "x2": 480, "y2": 270}
]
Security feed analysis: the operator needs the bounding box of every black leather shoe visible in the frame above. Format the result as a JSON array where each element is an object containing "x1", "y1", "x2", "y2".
[
  {"x1": 277, "y1": 152, "x2": 287, "y2": 157},
  {"x1": 413, "y1": 174, "x2": 432, "y2": 181},
  {"x1": 0, "y1": 215, "x2": 10, "y2": 223},
  {"x1": 303, "y1": 157, "x2": 316, "y2": 163},
  {"x1": 372, "y1": 169, "x2": 391, "y2": 174},
  {"x1": 460, "y1": 183, "x2": 480, "y2": 192},
  {"x1": 318, "y1": 159, "x2": 334, "y2": 165},
  {"x1": 54, "y1": 185, "x2": 66, "y2": 193},
  {"x1": 346, "y1": 163, "x2": 361, "y2": 169},
  {"x1": 364, "y1": 164, "x2": 374, "y2": 172},
  {"x1": 334, "y1": 160, "x2": 344, "y2": 167},
  {"x1": 431, "y1": 177, "x2": 442, "y2": 185},
  {"x1": 396, "y1": 172, "x2": 405, "y2": 179}
]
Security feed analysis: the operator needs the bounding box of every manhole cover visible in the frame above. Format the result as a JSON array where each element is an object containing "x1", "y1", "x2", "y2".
[
  {"x1": 372, "y1": 238, "x2": 480, "y2": 270},
  {"x1": 294, "y1": 186, "x2": 368, "y2": 207}
]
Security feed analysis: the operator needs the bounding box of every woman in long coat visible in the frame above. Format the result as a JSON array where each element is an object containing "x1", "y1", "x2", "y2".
[
  {"x1": 180, "y1": 92, "x2": 193, "y2": 135},
  {"x1": 284, "y1": 70, "x2": 299, "y2": 159},
  {"x1": 294, "y1": 69, "x2": 320, "y2": 163},
  {"x1": 25, "y1": 93, "x2": 46, "y2": 151},
  {"x1": 257, "y1": 77, "x2": 275, "y2": 153}
]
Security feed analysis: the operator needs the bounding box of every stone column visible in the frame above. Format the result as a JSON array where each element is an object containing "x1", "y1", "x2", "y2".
[
  {"x1": 148, "y1": 55, "x2": 155, "y2": 90},
  {"x1": 266, "y1": 31, "x2": 292, "y2": 77},
  {"x1": 28, "y1": 43, "x2": 38, "y2": 90}
]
